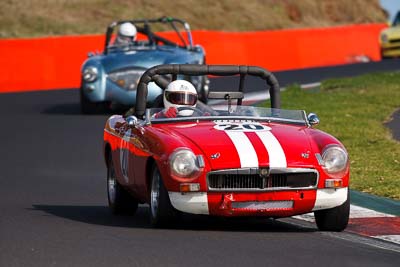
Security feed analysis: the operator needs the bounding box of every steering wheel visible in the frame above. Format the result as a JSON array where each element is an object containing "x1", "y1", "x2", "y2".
[{"x1": 177, "y1": 106, "x2": 204, "y2": 116}]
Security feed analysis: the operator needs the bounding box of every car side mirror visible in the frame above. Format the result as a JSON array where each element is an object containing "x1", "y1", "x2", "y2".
[
  {"x1": 126, "y1": 115, "x2": 138, "y2": 127},
  {"x1": 307, "y1": 113, "x2": 320, "y2": 126}
]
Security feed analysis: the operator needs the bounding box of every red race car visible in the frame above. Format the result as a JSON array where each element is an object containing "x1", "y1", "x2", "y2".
[{"x1": 103, "y1": 64, "x2": 350, "y2": 231}]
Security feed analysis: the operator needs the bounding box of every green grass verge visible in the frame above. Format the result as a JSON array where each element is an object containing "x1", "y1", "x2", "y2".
[
  {"x1": 262, "y1": 71, "x2": 400, "y2": 200},
  {"x1": 0, "y1": 0, "x2": 386, "y2": 38}
]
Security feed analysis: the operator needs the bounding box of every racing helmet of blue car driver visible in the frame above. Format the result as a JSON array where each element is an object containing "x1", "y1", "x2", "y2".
[
  {"x1": 115, "y1": 22, "x2": 137, "y2": 45},
  {"x1": 164, "y1": 80, "x2": 198, "y2": 116}
]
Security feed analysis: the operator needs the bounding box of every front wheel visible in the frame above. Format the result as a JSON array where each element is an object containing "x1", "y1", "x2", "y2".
[
  {"x1": 199, "y1": 76, "x2": 209, "y2": 104},
  {"x1": 107, "y1": 154, "x2": 138, "y2": 215},
  {"x1": 149, "y1": 164, "x2": 177, "y2": 227},
  {"x1": 314, "y1": 189, "x2": 350, "y2": 231}
]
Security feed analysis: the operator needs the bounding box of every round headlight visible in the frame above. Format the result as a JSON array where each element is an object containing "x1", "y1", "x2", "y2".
[
  {"x1": 83, "y1": 67, "x2": 98, "y2": 82},
  {"x1": 322, "y1": 145, "x2": 348, "y2": 175},
  {"x1": 170, "y1": 149, "x2": 200, "y2": 178},
  {"x1": 381, "y1": 33, "x2": 388, "y2": 43}
]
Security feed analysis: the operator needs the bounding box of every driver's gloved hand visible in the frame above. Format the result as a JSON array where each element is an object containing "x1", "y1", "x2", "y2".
[
  {"x1": 164, "y1": 107, "x2": 178, "y2": 118},
  {"x1": 154, "y1": 107, "x2": 177, "y2": 118}
]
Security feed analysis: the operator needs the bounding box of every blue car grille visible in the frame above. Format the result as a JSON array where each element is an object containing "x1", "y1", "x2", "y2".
[{"x1": 108, "y1": 70, "x2": 145, "y2": 91}]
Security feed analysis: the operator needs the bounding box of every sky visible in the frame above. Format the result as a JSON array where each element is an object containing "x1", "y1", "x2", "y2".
[{"x1": 380, "y1": 0, "x2": 399, "y2": 22}]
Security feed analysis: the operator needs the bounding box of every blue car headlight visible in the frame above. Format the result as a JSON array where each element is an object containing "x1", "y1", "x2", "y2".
[
  {"x1": 83, "y1": 67, "x2": 98, "y2": 82},
  {"x1": 108, "y1": 69, "x2": 145, "y2": 91}
]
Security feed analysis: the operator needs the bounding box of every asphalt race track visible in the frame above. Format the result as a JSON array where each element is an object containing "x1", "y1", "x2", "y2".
[{"x1": 1, "y1": 60, "x2": 400, "y2": 266}]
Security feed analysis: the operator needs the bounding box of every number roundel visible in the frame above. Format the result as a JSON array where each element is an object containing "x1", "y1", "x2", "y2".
[{"x1": 213, "y1": 122, "x2": 271, "y2": 132}]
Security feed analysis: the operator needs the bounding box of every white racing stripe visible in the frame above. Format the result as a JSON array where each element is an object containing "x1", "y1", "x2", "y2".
[
  {"x1": 224, "y1": 130, "x2": 287, "y2": 168},
  {"x1": 256, "y1": 131, "x2": 287, "y2": 168},
  {"x1": 225, "y1": 131, "x2": 258, "y2": 167}
]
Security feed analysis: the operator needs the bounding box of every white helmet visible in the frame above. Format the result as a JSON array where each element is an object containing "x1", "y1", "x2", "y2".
[
  {"x1": 164, "y1": 80, "x2": 198, "y2": 116},
  {"x1": 116, "y1": 22, "x2": 137, "y2": 45}
]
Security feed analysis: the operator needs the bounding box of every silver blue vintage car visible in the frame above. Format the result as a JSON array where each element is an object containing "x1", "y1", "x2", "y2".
[{"x1": 80, "y1": 17, "x2": 208, "y2": 113}]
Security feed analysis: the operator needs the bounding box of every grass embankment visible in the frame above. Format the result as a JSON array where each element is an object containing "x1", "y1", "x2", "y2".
[
  {"x1": 262, "y1": 72, "x2": 400, "y2": 200},
  {"x1": 0, "y1": 0, "x2": 386, "y2": 38}
]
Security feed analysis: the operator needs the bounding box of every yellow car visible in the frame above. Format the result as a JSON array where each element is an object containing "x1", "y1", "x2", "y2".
[{"x1": 380, "y1": 12, "x2": 400, "y2": 58}]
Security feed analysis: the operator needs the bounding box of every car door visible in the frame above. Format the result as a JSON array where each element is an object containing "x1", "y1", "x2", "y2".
[
  {"x1": 116, "y1": 120, "x2": 149, "y2": 200},
  {"x1": 113, "y1": 121, "x2": 135, "y2": 187}
]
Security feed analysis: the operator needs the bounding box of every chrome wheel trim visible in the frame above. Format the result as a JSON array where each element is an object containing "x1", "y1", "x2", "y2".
[
  {"x1": 107, "y1": 167, "x2": 116, "y2": 205},
  {"x1": 150, "y1": 169, "x2": 160, "y2": 218}
]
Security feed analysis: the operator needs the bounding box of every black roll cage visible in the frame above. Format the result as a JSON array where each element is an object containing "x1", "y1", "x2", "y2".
[
  {"x1": 134, "y1": 64, "x2": 281, "y2": 118},
  {"x1": 104, "y1": 16, "x2": 193, "y2": 54}
]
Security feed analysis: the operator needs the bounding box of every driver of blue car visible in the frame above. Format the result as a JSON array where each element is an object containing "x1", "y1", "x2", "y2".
[
  {"x1": 114, "y1": 22, "x2": 137, "y2": 46},
  {"x1": 154, "y1": 80, "x2": 198, "y2": 118}
]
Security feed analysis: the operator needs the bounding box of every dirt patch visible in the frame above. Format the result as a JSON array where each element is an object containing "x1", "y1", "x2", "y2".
[{"x1": 384, "y1": 108, "x2": 400, "y2": 141}]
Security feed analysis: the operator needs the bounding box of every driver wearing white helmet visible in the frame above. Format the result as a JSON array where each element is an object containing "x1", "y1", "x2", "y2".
[
  {"x1": 114, "y1": 22, "x2": 137, "y2": 46},
  {"x1": 154, "y1": 80, "x2": 198, "y2": 118}
]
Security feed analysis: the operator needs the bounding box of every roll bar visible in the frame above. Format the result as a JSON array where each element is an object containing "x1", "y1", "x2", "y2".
[
  {"x1": 134, "y1": 64, "x2": 280, "y2": 118},
  {"x1": 104, "y1": 16, "x2": 193, "y2": 54}
]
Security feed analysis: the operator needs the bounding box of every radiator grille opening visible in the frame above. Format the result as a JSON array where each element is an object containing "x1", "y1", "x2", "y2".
[
  {"x1": 207, "y1": 171, "x2": 317, "y2": 191},
  {"x1": 389, "y1": 38, "x2": 400, "y2": 44}
]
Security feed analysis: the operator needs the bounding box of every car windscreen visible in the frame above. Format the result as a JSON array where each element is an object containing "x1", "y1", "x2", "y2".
[
  {"x1": 147, "y1": 105, "x2": 307, "y2": 125},
  {"x1": 393, "y1": 12, "x2": 400, "y2": 26}
]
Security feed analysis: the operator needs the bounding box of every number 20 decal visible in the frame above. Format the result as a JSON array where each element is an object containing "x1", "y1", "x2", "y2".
[{"x1": 214, "y1": 122, "x2": 271, "y2": 132}]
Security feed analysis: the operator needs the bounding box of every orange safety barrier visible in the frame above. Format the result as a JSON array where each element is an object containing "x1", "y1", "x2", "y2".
[{"x1": 0, "y1": 23, "x2": 387, "y2": 93}]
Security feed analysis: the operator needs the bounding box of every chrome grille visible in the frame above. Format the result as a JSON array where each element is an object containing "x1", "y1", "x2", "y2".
[
  {"x1": 389, "y1": 38, "x2": 400, "y2": 45},
  {"x1": 207, "y1": 168, "x2": 318, "y2": 191},
  {"x1": 209, "y1": 174, "x2": 263, "y2": 189}
]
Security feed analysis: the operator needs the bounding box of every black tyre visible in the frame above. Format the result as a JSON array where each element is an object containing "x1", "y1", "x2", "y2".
[
  {"x1": 149, "y1": 164, "x2": 177, "y2": 227},
  {"x1": 314, "y1": 189, "x2": 350, "y2": 231},
  {"x1": 107, "y1": 154, "x2": 138, "y2": 215},
  {"x1": 199, "y1": 76, "x2": 209, "y2": 104}
]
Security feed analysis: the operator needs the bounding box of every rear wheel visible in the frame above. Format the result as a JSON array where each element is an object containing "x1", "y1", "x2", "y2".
[
  {"x1": 107, "y1": 154, "x2": 138, "y2": 215},
  {"x1": 149, "y1": 164, "x2": 177, "y2": 227},
  {"x1": 314, "y1": 189, "x2": 350, "y2": 231}
]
